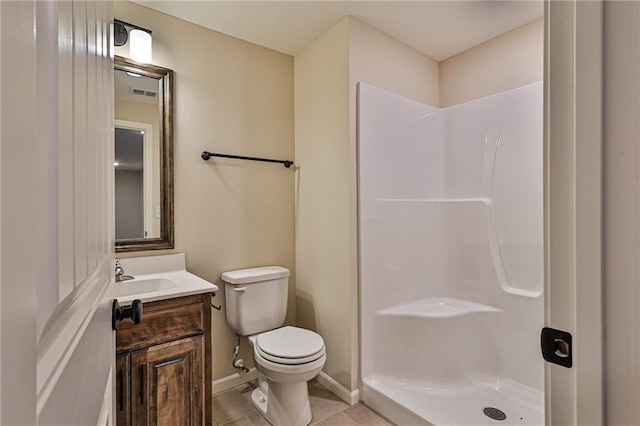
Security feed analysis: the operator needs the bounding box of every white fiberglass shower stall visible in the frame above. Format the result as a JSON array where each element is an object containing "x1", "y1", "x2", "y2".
[{"x1": 358, "y1": 82, "x2": 544, "y2": 425}]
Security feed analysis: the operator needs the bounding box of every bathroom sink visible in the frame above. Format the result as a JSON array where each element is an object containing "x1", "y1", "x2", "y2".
[
  {"x1": 114, "y1": 277, "x2": 177, "y2": 298},
  {"x1": 112, "y1": 254, "x2": 218, "y2": 304}
]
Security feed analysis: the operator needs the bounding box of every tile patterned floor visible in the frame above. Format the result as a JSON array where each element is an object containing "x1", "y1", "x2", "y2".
[{"x1": 212, "y1": 380, "x2": 395, "y2": 426}]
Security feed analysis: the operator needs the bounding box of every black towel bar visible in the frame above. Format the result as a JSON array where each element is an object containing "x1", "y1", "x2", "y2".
[{"x1": 201, "y1": 151, "x2": 293, "y2": 168}]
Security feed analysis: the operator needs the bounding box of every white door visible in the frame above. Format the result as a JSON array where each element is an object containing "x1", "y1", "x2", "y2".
[
  {"x1": 0, "y1": 1, "x2": 115, "y2": 424},
  {"x1": 545, "y1": 0, "x2": 604, "y2": 424}
]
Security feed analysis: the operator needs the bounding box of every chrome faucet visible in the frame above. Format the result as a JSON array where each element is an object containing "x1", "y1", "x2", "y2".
[{"x1": 114, "y1": 259, "x2": 135, "y2": 282}]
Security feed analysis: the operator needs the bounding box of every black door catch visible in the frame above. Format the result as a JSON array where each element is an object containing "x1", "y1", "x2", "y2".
[{"x1": 541, "y1": 327, "x2": 572, "y2": 368}]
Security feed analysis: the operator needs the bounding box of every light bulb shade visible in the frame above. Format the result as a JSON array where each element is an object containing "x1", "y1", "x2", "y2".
[{"x1": 129, "y1": 29, "x2": 152, "y2": 63}]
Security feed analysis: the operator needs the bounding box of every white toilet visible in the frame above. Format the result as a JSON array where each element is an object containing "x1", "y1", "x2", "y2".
[{"x1": 222, "y1": 266, "x2": 326, "y2": 426}]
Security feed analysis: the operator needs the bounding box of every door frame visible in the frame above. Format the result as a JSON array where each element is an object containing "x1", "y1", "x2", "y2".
[
  {"x1": 544, "y1": 0, "x2": 603, "y2": 423},
  {"x1": 0, "y1": 1, "x2": 39, "y2": 423}
]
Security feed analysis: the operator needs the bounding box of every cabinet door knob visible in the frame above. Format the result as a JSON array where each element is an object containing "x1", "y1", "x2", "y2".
[{"x1": 112, "y1": 299, "x2": 143, "y2": 330}]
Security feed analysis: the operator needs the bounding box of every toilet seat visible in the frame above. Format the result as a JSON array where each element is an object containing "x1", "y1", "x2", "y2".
[{"x1": 256, "y1": 326, "x2": 325, "y2": 365}]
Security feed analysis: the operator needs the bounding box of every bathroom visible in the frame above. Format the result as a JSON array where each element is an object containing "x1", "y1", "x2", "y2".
[
  {"x1": 5, "y1": 0, "x2": 632, "y2": 425},
  {"x1": 112, "y1": 0, "x2": 544, "y2": 424}
]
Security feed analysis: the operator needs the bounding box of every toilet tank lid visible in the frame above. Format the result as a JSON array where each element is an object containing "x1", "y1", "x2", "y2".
[{"x1": 221, "y1": 266, "x2": 290, "y2": 284}]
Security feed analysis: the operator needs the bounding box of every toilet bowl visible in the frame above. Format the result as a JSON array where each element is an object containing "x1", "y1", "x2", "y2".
[
  {"x1": 248, "y1": 326, "x2": 326, "y2": 425},
  {"x1": 221, "y1": 267, "x2": 327, "y2": 426}
]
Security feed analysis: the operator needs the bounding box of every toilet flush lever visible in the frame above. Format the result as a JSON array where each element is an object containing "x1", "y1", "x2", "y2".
[
  {"x1": 233, "y1": 287, "x2": 246, "y2": 292},
  {"x1": 211, "y1": 292, "x2": 222, "y2": 311}
]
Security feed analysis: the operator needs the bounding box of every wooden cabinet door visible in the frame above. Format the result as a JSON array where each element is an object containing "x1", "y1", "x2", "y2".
[
  {"x1": 116, "y1": 353, "x2": 131, "y2": 426},
  {"x1": 131, "y1": 336, "x2": 205, "y2": 426}
]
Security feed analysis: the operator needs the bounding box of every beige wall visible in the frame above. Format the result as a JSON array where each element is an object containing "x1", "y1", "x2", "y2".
[
  {"x1": 114, "y1": 99, "x2": 158, "y2": 129},
  {"x1": 440, "y1": 18, "x2": 543, "y2": 107},
  {"x1": 114, "y1": 1, "x2": 295, "y2": 382},
  {"x1": 349, "y1": 17, "x2": 440, "y2": 106},
  {"x1": 294, "y1": 18, "x2": 352, "y2": 390},
  {"x1": 294, "y1": 17, "x2": 439, "y2": 392}
]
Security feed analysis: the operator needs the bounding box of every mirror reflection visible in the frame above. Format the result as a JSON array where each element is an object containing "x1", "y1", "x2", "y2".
[
  {"x1": 114, "y1": 56, "x2": 173, "y2": 252},
  {"x1": 115, "y1": 70, "x2": 161, "y2": 239}
]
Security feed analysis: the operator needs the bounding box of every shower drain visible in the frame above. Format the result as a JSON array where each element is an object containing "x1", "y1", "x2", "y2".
[{"x1": 483, "y1": 407, "x2": 507, "y2": 421}]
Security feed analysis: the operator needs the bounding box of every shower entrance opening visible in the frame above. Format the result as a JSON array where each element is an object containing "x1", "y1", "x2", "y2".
[{"x1": 358, "y1": 82, "x2": 544, "y2": 425}]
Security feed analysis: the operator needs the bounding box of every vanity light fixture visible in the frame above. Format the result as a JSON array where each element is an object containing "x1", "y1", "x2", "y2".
[
  {"x1": 129, "y1": 28, "x2": 152, "y2": 63},
  {"x1": 114, "y1": 19, "x2": 152, "y2": 64}
]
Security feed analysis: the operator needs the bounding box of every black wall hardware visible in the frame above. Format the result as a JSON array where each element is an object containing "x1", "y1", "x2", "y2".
[
  {"x1": 201, "y1": 151, "x2": 294, "y2": 168},
  {"x1": 113, "y1": 19, "x2": 153, "y2": 47},
  {"x1": 112, "y1": 299, "x2": 143, "y2": 330},
  {"x1": 541, "y1": 326, "x2": 572, "y2": 368},
  {"x1": 114, "y1": 21, "x2": 128, "y2": 46},
  {"x1": 211, "y1": 292, "x2": 222, "y2": 311}
]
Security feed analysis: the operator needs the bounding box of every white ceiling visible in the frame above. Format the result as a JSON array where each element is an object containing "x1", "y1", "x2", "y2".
[{"x1": 132, "y1": 0, "x2": 543, "y2": 61}]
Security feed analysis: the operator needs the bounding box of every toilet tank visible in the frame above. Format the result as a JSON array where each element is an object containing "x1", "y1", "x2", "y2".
[{"x1": 221, "y1": 266, "x2": 290, "y2": 336}]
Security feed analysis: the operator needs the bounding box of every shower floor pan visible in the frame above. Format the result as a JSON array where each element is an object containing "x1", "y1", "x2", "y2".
[{"x1": 362, "y1": 375, "x2": 544, "y2": 426}]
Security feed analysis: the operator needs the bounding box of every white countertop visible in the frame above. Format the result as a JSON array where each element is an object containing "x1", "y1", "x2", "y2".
[{"x1": 114, "y1": 253, "x2": 218, "y2": 305}]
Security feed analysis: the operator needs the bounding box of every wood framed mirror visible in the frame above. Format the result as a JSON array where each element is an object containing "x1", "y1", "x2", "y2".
[{"x1": 114, "y1": 55, "x2": 174, "y2": 252}]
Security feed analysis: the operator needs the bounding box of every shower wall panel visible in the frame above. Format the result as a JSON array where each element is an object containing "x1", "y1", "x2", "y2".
[
  {"x1": 358, "y1": 84, "x2": 446, "y2": 384},
  {"x1": 445, "y1": 84, "x2": 543, "y2": 297}
]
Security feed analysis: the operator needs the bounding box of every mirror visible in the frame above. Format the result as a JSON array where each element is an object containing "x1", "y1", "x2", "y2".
[{"x1": 114, "y1": 55, "x2": 173, "y2": 252}]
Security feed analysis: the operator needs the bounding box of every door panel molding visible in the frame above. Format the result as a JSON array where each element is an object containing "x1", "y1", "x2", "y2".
[{"x1": 37, "y1": 269, "x2": 110, "y2": 414}]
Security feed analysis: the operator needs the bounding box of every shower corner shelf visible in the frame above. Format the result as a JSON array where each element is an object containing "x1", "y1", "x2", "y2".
[{"x1": 376, "y1": 297, "x2": 501, "y2": 319}]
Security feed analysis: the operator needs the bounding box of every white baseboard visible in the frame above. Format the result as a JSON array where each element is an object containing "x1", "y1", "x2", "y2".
[
  {"x1": 212, "y1": 368, "x2": 258, "y2": 395},
  {"x1": 316, "y1": 371, "x2": 360, "y2": 406},
  {"x1": 213, "y1": 369, "x2": 360, "y2": 406}
]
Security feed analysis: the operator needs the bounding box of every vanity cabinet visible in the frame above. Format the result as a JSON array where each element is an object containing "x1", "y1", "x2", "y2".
[{"x1": 116, "y1": 293, "x2": 212, "y2": 426}]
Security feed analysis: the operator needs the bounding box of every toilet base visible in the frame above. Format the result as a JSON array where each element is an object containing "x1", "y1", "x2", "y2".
[
  {"x1": 251, "y1": 387, "x2": 269, "y2": 417},
  {"x1": 250, "y1": 381, "x2": 312, "y2": 426}
]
